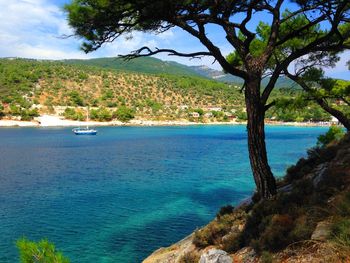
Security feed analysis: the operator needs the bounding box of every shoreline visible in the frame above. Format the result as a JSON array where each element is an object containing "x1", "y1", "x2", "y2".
[{"x1": 0, "y1": 115, "x2": 336, "y2": 128}]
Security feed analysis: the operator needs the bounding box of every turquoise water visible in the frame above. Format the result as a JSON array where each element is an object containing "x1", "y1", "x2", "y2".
[{"x1": 0, "y1": 125, "x2": 327, "y2": 262}]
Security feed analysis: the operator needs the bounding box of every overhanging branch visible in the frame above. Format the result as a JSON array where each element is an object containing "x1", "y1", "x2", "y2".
[{"x1": 119, "y1": 46, "x2": 212, "y2": 60}]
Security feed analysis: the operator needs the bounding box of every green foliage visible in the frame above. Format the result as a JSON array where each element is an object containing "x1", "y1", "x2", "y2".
[
  {"x1": 69, "y1": 91, "x2": 84, "y2": 106},
  {"x1": 65, "y1": 57, "x2": 201, "y2": 77},
  {"x1": 90, "y1": 107, "x2": 113, "y2": 121},
  {"x1": 267, "y1": 93, "x2": 331, "y2": 122},
  {"x1": 235, "y1": 110, "x2": 247, "y2": 121},
  {"x1": 216, "y1": 205, "x2": 234, "y2": 219},
  {"x1": 145, "y1": 99, "x2": 163, "y2": 112},
  {"x1": 193, "y1": 214, "x2": 236, "y2": 248},
  {"x1": 260, "y1": 251, "x2": 274, "y2": 263},
  {"x1": 332, "y1": 219, "x2": 350, "y2": 247},
  {"x1": 16, "y1": 237, "x2": 69, "y2": 263},
  {"x1": 221, "y1": 232, "x2": 242, "y2": 253},
  {"x1": 0, "y1": 103, "x2": 4, "y2": 119},
  {"x1": 63, "y1": 108, "x2": 85, "y2": 121},
  {"x1": 192, "y1": 108, "x2": 204, "y2": 116},
  {"x1": 317, "y1": 126, "x2": 345, "y2": 148},
  {"x1": 114, "y1": 106, "x2": 135, "y2": 122},
  {"x1": 20, "y1": 109, "x2": 39, "y2": 121}
]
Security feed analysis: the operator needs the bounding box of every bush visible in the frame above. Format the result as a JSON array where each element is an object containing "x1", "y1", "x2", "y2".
[
  {"x1": 63, "y1": 108, "x2": 85, "y2": 121},
  {"x1": 20, "y1": 109, "x2": 39, "y2": 121},
  {"x1": 114, "y1": 106, "x2": 135, "y2": 122},
  {"x1": 256, "y1": 214, "x2": 294, "y2": 252},
  {"x1": 179, "y1": 251, "x2": 200, "y2": 263},
  {"x1": 317, "y1": 126, "x2": 345, "y2": 148},
  {"x1": 332, "y1": 219, "x2": 350, "y2": 247},
  {"x1": 90, "y1": 107, "x2": 113, "y2": 121},
  {"x1": 217, "y1": 205, "x2": 234, "y2": 219},
  {"x1": 193, "y1": 214, "x2": 236, "y2": 248},
  {"x1": 17, "y1": 237, "x2": 69, "y2": 263},
  {"x1": 236, "y1": 110, "x2": 247, "y2": 121},
  {"x1": 193, "y1": 108, "x2": 204, "y2": 116},
  {"x1": 69, "y1": 91, "x2": 84, "y2": 106},
  {"x1": 260, "y1": 251, "x2": 274, "y2": 263},
  {"x1": 221, "y1": 232, "x2": 242, "y2": 253}
]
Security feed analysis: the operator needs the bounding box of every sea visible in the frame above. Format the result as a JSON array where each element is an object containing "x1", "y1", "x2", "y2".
[{"x1": 0, "y1": 125, "x2": 328, "y2": 262}]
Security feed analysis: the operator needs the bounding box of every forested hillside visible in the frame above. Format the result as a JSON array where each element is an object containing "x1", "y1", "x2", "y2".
[
  {"x1": 64, "y1": 57, "x2": 202, "y2": 77},
  {"x1": 0, "y1": 58, "x2": 336, "y2": 122}
]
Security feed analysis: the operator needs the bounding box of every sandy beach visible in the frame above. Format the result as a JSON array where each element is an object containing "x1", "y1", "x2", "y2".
[{"x1": 0, "y1": 115, "x2": 336, "y2": 128}]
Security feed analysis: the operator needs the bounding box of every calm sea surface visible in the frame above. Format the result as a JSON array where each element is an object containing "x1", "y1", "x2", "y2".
[{"x1": 0, "y1": 125, "x2": 327, "y2": 262}]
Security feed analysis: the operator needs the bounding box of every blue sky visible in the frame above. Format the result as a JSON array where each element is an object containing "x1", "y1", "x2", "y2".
[{"x1": 0, "y1": 0, "x2": 349, "y2": 80}]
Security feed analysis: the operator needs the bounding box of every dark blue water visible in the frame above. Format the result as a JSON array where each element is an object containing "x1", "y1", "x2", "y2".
[{"x1": 0, "y1": 125, "x2": 327, "y2": 262}]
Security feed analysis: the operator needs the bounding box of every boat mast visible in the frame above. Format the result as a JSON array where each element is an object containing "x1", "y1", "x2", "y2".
[{"x1": 86, "y1": 106, "x2": 89, "y2": 129}]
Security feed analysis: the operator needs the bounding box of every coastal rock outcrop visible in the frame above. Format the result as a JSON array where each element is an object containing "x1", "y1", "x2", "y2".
[{"x1": 199, "y1": 249, "x2": 232, "y2": 263}]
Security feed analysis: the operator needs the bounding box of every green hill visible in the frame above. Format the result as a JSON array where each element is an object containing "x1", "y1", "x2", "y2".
[
  {"x1": 64, "y1": 57, "x2": 298, "y2": 88},
  {"x1": 63, "y1": 57, "x2": 203, "y2": 77},
  {"x1": 0, "y1": 58, "x2": 332, "y2": 123}
]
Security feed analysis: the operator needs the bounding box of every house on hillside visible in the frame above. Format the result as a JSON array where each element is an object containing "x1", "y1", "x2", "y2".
[
  {"x1": 204, "y1": 112, "x2": 213, "y2": 118},
  {"x1": 179, "y1": 105, "x2": 189, "y2": 110},
  {"x1": 190, "y1": 112, "x2": 200, "y2": 118},
  {"x1": 224, "y1": 112, "x2": 236, "y2": 120},
  {"x1": 205, "y1": 106, "x2": 222, "y2": 112},
  {"x1": 330, "y1": 116, "x2": 340, "y2": 125}
]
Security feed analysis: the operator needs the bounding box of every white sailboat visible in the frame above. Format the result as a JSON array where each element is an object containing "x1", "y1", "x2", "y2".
[{"x1": 72, "y1": 107, "x2": 97, "y2": 135}]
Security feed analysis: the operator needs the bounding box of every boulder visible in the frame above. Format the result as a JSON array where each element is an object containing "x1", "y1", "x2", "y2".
[
  {"x1": 200, "y1": 249, "x2": 232, "y2": 263},
  {"x1": 311, "y1": 221, "x2": 332, "y2": 241},
  {"x1": 232, "y1": 247, "x2": 257, "y2": 263}
]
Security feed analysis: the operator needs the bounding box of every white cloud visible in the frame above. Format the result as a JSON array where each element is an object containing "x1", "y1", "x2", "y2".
[{"x1": 0, "y1": 0, "x2": 155, "y2": 60}]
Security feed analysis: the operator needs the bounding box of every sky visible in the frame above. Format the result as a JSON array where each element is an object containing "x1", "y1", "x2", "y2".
[{"x1": 0, "y1": 0, "x2": 349, "y2": 80}]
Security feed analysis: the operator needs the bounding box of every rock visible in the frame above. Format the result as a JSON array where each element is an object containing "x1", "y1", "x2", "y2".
[
  {"x1": 232, "y1": 247, "x2": 257, "y2": 263},
  {"x1": 200, "y1": 249, "x2": 232, "y2": 263},
  {"x1": 311, "y1": 221, "x2": 332, "y2": 241},
  {"x1": 312, "y1": 163, "x2": 329, "y2": 187},
  {"x1": 142, "y1": 234, "x2": 195, "y2": 263},
  {"x1": 278, "y1": 183, "x2": 293, "y2": 193}
]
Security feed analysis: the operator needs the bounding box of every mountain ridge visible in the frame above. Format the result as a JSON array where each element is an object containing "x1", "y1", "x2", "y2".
[{"x1": 63, "y1": 56, "x2": 297, "y2": 88}]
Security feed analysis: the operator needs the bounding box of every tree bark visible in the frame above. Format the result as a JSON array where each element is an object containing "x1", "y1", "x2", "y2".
[
  {"x1": 245, "y1": 78, "x2": 277, "y2": 199},
  {"x1": 316, "y1": 98, "x2": 350, "y2": 131}
]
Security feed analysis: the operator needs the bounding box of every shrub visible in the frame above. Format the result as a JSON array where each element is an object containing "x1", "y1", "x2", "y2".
[
  {"x1": 256, "y1": 214, "x2": 294, "y2": 252},
  {"x1": 193, "y1": 214, "x2": 236, "y2": 248},
  {"x1": 336, "y1": 192, "x2": 350, "y2": 217},
  {"x1": 9, "y1": 104, "x2": 21, "y2": 115},
  {"x1": 179, "y1": 251, "x2": 200, "y2": 263},
  {"x1": 20, "y1": 109, "x2": 39, "y2": 121},
  {"x1": 260, "y1": 251, "x2": 274, "y2": 263},
  {"x1": 217, "y1": 205, "x2": 234, "y2": 219},
  {"x1": 317, "y1": 126, "x2": 345, "y2": 148},
  {"x1": 17, "y1": 237, "x2": 69, "y2": 263},
  {"x1": 221, "y1": 232, "x2": 242, "y2": 253},
  {"x1": 114, "y1": 106, "x2": 135, "y2": 122},
  {"x1": 69, "y1": 91, "x2": 84, "y2": 106},
  {"x1": 63, "y1": 108, "x2": 85, "y2": 121},
  {"x1": 236, "y1": 110, "x2": 247, "y2": 121},
  {"x1": 193, "y1": 108, "x2": 204, "y2": 116},
  {"x1": 332, "y1": 219, "x2": 350, "y2": 247}
]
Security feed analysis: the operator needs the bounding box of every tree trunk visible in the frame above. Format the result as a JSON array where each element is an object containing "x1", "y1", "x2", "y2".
[
  {"x1": 245, "y1": 78, "x2": 277, "y2": 199},
  {"x1": 316, "y1": 98, "x2": 350, "y2": 131}
]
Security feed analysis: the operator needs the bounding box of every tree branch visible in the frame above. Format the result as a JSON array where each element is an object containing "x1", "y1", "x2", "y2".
[
  {"x1": 119, "y1": 46, "x2": 212, "y2": 60},
  {"x1": 264, "y1": 100, "x2": 276, "y2": 111},
  {"x1": 171, "y1": 17, "x2": 248, "y2": 79}
]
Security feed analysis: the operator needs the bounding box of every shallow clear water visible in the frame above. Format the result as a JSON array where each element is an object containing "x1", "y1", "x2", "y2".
[{"x1": 0, "y1": 125, "x2": 327, "y2": 262}]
